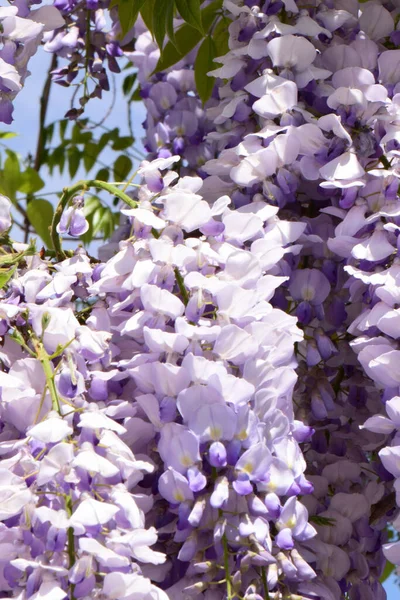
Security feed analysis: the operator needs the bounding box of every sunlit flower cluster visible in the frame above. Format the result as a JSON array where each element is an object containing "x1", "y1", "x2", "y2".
[{"x1": 3, "y1": 0, "x2": 400, "y2": 598}]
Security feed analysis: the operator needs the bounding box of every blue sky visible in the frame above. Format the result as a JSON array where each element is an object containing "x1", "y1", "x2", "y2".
[
  {"x1": 386, "y1": 575, "x2": 399, "y2": 598},
  {"x1": 3, "y1": 44, "x2": 399, "y2": 600}
]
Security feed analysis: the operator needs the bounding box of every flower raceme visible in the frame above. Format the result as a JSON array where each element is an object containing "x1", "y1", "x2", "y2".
[
  {"x1": 129, "y1": 0, "x2": 400, "y2": 597},
  {"x1": 0, "y1": 156, "x2": 314, "y2": 600},
  {"x1": 4, "y1": 0, "x2": 400, "y2": 598}
]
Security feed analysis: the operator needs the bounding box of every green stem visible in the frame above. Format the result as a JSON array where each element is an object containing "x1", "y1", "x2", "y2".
[
  {"x1": 33, "y1": 340, "x2": 61, "y2": 415},
  {"x1": 121, "y1": 168, "x2": 139, "y2": 193},
  {"x1": 51, "y1": 179, "x2": 138, "y2": 259},
  {"x1": 10, "y1": 329, "x2": 36, "y2": 357},
  {"x1": 222, "y1": 534, "x2": 233, "y2": 600},
  {"x1": 261, "y1": 567, "x2": 270, "y2": 600},
  {"x1": 65, "y1": 495, "x2": 77, "y2": 600},
  {"x1": 379, "y1": 155, "x2": 391, "y2": 170},
  {"x1": 174, "y1": 267, "x2": 189, "y2": 305}
]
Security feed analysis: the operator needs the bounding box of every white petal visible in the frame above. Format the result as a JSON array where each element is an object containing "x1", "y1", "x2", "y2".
[
  {"x1": 319, "y1": 151, "x2": 364, "y2": 181},
  {"x1": 70, "y1": 498, "x2": 119, "y2": 530},
  {"x1": 361, "y1": 415, "x2": 394, "y2": 434},
  {"x1": 268, "y1": 35, "x2": 316, "y2": 71},
  {"x1": 253, "y1": 81, "x2": 298, "y2": 117},
  {"x1": 80, "y1": 537, "x2": 130, "y2": 567},
  {"x1": 72, "y1": 450, "x2": 120, "y2": 478},
  {"x1": 121, "y1": 208, "x2": 166, "y2": 230},
  {"x1": 78, "y1": 411, "x2": 127, "y2": 434},
  {"x1": 28, "y1": 417, "x2": 73, "y2": 444}
]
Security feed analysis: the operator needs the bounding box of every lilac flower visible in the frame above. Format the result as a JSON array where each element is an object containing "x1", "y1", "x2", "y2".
[{"x1": 56, "y1": 197, "x2": 89, "y2": 237}]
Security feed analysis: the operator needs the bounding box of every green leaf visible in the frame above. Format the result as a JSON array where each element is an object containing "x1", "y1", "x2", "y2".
[
  {"x1": 43, "y1": 123, "x2": 55, "y2": 146},
  {"x1": 152, "y1": 0, "x2": 169, "y2": 49},
  {"x1": 43, "y1": 149, "x2": 53, "y2": 174},
  {"x1": 117, "y1": 0, "x2": 148, "y2": 36},
  {"x1": 0, "y1": 240, "x2": 36, "y2": 266},
  {"x1": 26, "y1": 199, "x2": 54, "y2": 249},
  {"x1": 83, "y1": 141, "x2": 101, "y2": 172},
  {"x1": 140, "y1": 0, "x2": 154, "y2": 33},
  {"x1": 112, "y1": 136, "x2": 135, "y2": 151},
  {"x1": 99, "y1": 208, "x2": 118, "y2": 240},
  {"x1": 0, "y1": 150, "x2": 21, "y2": 202},
  {"x1": 51, "y1": 145, "x2": 66, "y2": 174},
  {"x1": 212, "y1": 16, "x2": 230, "y2": 56},
  {"x1": 380, "y1": 560, "x2": 396, "y2": 583},
  {"x1": 165, "y1": 0, "x2": 177, "y2": 47},
  {"x1": 155, "y1": 0, "x2": 222, "y2": 72},
  {"x1": 91, "y1": 205, "x2": 106, "y2": 236},
  {"x1": 131, "y1": 86, "x2": 142, "y2": 102},
  {"x1": 175, "y1": 0, "x2": 203, "y2": 33},
  {"x1": 0, "y1": 132, "x2": 17, "y2": 139},
  {"x1": 59, "y1": 119, "x2": 69, "y2": 141},
  {"x1": 0, "y1": 266, "x2": 16, "y2": 290},
  {"x1": 122, "y1": 72, "x2": 137, "y2": 96},
  {"x1": 309, "y1": 515, "x2": 336, "y2": 526},
  {"x1": 98, "y1": 131, "x2": 113, "y2": 153},
  {"x1": 155, "y1": 25, "x2": 197, "y2": 71},
  {"x1": 82, "y1": 203, "x2": 118, "y2": 243},
  {"x1": 18, "y1": 168, "x2": 45, "y2": 194},
  {"x1": 72, "y1": 123, "x2": 92, "y2": 144},
  {"x1": 83, "y1": 196, "x2": 102, "y2": 217},
  {"x1": 68, "y1": 146, "x2": 81, "y2": 178},
  {"x1": 113, "y1": 155, "x2": 132, "y2": 181},
  {"x1": 194, "y1": 35, "x2": 216, "y2": 104},
  {"x1": 81, "y1": 197, "x2": 102, "y2": 244},
  {"x1": 95, "y1": 167, "x2": 110, "y2": 182}
]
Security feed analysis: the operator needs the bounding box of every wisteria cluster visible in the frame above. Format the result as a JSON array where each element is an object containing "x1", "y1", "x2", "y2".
[
  {"x1": 127, "y1": 23, "x2": 216, "y2": 174},
  {"x1": 45, "y1": 0, "x2": 127, "y2": 116},
  {"x1": 4, "y1": 0, "x2": 400, "y2": 598},
  {"x1": 0, "y1": 3, "x2": 64, "y2": 123},
  {"x1": 0, "y1": 0, "x2": 129, "y2": 122},
  {"x1": 127, "y1": 0, "x2": 400, "y2": 597},
  {"x1": 0, "y1": 162, "x2": 316, "y2": 599}
]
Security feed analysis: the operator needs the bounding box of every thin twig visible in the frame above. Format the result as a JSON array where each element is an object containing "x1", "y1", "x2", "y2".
[{"x1": 24, "y1": 54, "x2": 58, "y2": 243}]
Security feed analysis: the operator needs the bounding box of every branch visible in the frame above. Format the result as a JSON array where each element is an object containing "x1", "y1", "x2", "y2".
[
  {"x1": 23, "y1": 54, "x2": 58, "y2": 243},
  {"x1": 370, "y1": 491, "x2": 397, "y2": 525},
  {"x1": 35, "y1": 54, "x2": 58, "y2": 172}
]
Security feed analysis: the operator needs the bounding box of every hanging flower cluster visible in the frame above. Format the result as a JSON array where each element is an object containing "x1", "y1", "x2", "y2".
[
  {"x1": 43, "y1": 0, "x2": 126, "y2": 115},
  {"x1": 0, "y1": 158, "x2": 317, "y2": 599},
  {"x1": 3, "y1": 0, "x2": 400, "y2": 598},
  {"x1": 0, "y1": 3, "x2": 64, "y2": 123},
  {"x1": 128, "y1": 0, "x2": 400, "y2": 597}
]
